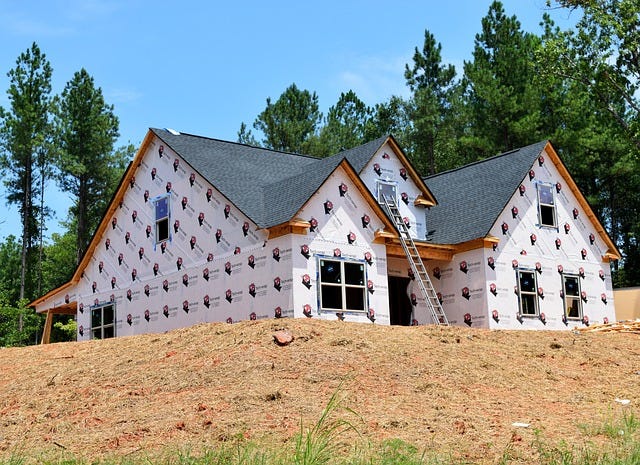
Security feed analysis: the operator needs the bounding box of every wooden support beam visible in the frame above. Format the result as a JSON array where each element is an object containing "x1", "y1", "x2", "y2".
[{"x1": 41, "y1": 310, "x2": 53, "y2": 345}]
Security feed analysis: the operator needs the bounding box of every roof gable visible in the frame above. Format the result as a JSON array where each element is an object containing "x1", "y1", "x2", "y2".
[
  {"x1": 424, "y1": 141, "x2": 620, "y2": 260},
  {"x1": 424, "y1": 141, "x2": 548, "y2": 244}
]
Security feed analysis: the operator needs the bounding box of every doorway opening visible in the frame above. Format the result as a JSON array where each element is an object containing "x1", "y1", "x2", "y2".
[{"x1": 388, "y1": 276, "x2": 412, "y2": 326}]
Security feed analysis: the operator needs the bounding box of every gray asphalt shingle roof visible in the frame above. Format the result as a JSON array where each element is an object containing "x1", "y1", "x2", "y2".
[
  {"x1": 423, "y1": 141, "x2": 548, "y2": 245},
  {"x1": 151, "y1": 129, "x2": 385, "y2": 228}
]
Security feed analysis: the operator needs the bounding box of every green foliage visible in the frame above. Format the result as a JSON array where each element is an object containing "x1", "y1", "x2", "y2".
[
  {"x1": 0, "y1": 299, "x2": 43, "y2": 346},
  {"x1": 403, "y1": 30, "x2": 459, "y2": 175},
  {"x1": 545, "y1": 0, "x2": 640, "y2": 150},
  {"x1": 461, "y1": 1, "x2": 544, "y2": 158},
  {"x1": 0, "y1": 235, "x2": 22, "y2": 304},
  {"x1": 54, "y1": 68, "x2": 121, "y2": 264},
  {"x1": 317, "y1": 90, "x2": 373, "y2": 157},
  {"x1": 0, "y1": 42, "x2": 54, "y2": 301},
  {"x1": 251, "y1": 83, "x2": 322, "y2": 154},
  {"x1": 52, "y1": 317, "x2": 77, "y2": 343},
  {"x1": 292, "y1": 389, "x2": 360, "y2": 465}
]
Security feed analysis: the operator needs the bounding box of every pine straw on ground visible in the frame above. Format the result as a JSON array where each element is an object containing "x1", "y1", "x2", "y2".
[{"x1": 1, "y1": 319, "x2": 639, "y2": 464}]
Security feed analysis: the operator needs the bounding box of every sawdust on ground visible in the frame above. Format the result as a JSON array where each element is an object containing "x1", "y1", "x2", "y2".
[{"x1": 1, "y1": 319, "x2": 638, "y2": 464}]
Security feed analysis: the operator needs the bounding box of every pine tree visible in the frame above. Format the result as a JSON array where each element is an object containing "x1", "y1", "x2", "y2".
[
  {"x1": 0, "y1": 43, "x2": 53, "y2": 302},
  {"x1": 54, "y1": 68, "x2": 121, "y2": 264}
]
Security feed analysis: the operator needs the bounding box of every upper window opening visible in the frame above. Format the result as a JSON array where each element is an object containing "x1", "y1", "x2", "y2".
[
  {"x1": 377, "y1": 181, "x2": 397, "y2": 204},
  {"x1": 537, "y1": 183, "x2": 557, "y2": 228},
  {"x1": 154, "y1": 194, "x2": 170, "y2": 243}
]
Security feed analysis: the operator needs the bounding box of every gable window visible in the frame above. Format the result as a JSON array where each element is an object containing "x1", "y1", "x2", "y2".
[
  {"x1": 376, "y1": 180, "x2": 397, "y2": 204},
  {"x1": 91, "y1": 303, "x2": 115, "y2": 339},
  {"x1": 154, "y1": 194, "x2": 170, "y2": 243},
  {"x1": 537, "y1": 183, "x2": 557, "y2": 228},
  {"x1": 516, "y1": 269, "x2": 539, "y2": 316},
  {"x1": 318, "y1": 257, "x2": 367, "y2": 312},
  {"x1": 562, "y1": 274, "x2": 583, "y2": 319}
]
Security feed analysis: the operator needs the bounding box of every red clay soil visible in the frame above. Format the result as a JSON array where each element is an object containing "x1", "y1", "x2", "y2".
[{"x1": 1, "y1": 319, "x2": 638, "y2": 464}]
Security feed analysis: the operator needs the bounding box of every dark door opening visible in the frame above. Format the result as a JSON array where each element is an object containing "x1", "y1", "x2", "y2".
[{"x1": 388, "y1": 276, "x2": 412, "y2": 326}]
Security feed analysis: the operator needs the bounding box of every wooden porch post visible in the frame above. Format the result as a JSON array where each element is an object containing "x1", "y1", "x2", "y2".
[{"x1": 41, "y1": 310, "x2": 53, "y2": 344}]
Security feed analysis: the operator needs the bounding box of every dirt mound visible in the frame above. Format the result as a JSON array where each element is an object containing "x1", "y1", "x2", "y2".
[{"x1": 1, "y1": 319, "x2": 638, "y2": 463}]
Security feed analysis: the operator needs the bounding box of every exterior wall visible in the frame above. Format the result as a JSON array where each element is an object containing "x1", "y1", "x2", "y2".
[
  {"x1": 292, "y1": 166, "x2": 390, "y2": 324},
  {"x1": 421, "y1": 249, "x2": 490, "y2": 328},
  {"x1": 74, "y1": 136, "x2": 295, "y2": 340},
  {"x1": 359, "y1": 142, "x2": 427, "y2": 240},
  {"x1": 424, "y1": 147, "x2": 615, "y2": 329},
  {"x1": 613, "y1": 287, "x2": 640, "y2": 321}
]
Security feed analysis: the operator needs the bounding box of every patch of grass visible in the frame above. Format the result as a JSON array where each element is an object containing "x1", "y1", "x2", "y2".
[
  {"x1": 4, "y1": 409, "x2": 640, "y2": 465},
  {"x1": 291, "y1": 388, "x2": 361, "y2": 465}
]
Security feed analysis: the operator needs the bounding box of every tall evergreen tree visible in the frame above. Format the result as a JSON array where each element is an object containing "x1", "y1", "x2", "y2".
[
  {"x1": 251, "y1": 83, "x2": 322, "y2": 154},
  {"x1": 404, "y1": 30, "x2": 457, "y2": 175},
  {"x1": 0, "y1": 43, "x2": 53, "y2": 302},
  {"x1": 317, "y1": 90, "x2": 373, "y2": 157},
  {"x1": 55, "y1": 69, "x2": 121, "y2": 264},
  {"x1": 461, "y1": 1, "x2": 543, "y2": 158}
]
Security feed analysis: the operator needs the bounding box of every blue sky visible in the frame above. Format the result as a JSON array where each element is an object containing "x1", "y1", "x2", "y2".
[{"x1": 0, "y1": 0, "x2": 577, "y2": 242}]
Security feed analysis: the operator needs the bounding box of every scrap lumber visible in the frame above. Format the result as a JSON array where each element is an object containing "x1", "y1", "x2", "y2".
[{"x1": 576, "y1": 319, "x2": 640, "y2": 334}]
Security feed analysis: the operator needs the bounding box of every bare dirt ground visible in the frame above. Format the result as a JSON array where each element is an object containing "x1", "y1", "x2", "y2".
[{"x1": 1, "y1": 319, "x2": 638, "y2": 464}]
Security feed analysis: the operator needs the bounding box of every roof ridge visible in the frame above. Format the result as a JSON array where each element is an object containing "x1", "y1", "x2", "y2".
[
  {"x1": 150, "y1": 128, "x2": 320, "y2": 160},
  {"x1": 424, "y1": 140, "x2": 548, "y2": 180}
]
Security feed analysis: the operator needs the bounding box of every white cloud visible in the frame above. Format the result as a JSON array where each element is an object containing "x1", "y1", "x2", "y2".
[
  {"x1": 1, "y1": 12, "x2": 74, "y2": 37},
  {"x1": 335, "y1": 53, "x2": 412, "y2": 106},
  {"x1": 106, "y1": 88, "x2": 143, "y2": 104}
]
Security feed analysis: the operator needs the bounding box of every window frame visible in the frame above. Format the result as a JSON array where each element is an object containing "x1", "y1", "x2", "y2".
[
  {"x1": 153, "y1": 193, "x2": 171, "y2": 244},
  {"x1": 516, "y1": 268, "x2": 539, "y2": 317},
  {"x1": 317, "y1": 256, "x2": 368, "y2": 313},
  {"x1": 90, "y1": 302, "x2": 116, "y2": 340},
  {"x1": 562, "y1": 273, "x2": 583, "y2": 320},
  {"x1": 536, "y1": 182, "x2": 557, "y2": 228},
  {"x1": 376, "y1": 180, "x2": 397, "y2": 204}
]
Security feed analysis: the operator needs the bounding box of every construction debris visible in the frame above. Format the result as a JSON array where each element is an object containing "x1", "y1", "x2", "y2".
[{"x1": 575, "y1": 319, "x2": 640, "y2": 334}]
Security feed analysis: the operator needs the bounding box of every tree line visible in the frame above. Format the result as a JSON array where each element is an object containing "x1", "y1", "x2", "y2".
[{"x1": 0, "y1": 0, "x2": 637, "y2": 345}]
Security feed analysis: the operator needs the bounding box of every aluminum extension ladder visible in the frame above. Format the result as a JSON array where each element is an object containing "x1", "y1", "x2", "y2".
[{"x1": 381, "y1": 194, "x2": 449, "y2": 325}]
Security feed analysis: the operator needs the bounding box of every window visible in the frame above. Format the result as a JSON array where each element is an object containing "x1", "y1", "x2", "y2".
[
  {"x1": 319, "y1": 258, "x2": 367, "y2": 312},
  {"x1": 91, "y1": 303, "x2": 115, "y2": 339},
  {"x1": 516, "y1": 269, "x2": 539, "y2": 316},
  {"x1": 154, "y1": 194, "x2": 170, "y2": 243},
  {"x1": 376, "y1": 180, "x2": 397, "y2": 204},
  {"x1": 537, "y1": 183, "x2": 557, "y2": 228},
  {"x1": 562, "y1": 274, "x2": 582, "y2": 319}
]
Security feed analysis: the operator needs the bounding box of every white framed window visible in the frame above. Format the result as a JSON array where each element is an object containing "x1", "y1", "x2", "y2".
[
  {"x1": 154, "y1": 194, "x2": 170, "y2": 243},
  {"x1": 318, "y1": 257, "x2": 367, "y2": 312},
  {"x1": 376, "y1": 180, "x2": 397, "y2": 204},
  {"x1": 516, "y1": 269, "x2": 539, "y2": 316},
  {"x1": 537, "y1": 183, "x2": 557, "y2": 228},
  {"x1": 562, "y1": 274, "x2": 582, "y2": 319},
  {"x1": 91, "y1": 303, "x2": 115, "y2": 339}
]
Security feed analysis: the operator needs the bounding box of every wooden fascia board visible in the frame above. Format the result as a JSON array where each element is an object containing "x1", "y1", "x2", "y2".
[
  {"x1": 414, "y1": 194, "x2": 436, "y2": 207},
  {"x1": 267, "y1": 219, "x2": 311, "y2": 239},
  {"x1": 385, "y1": 239, "x2": 455, "y2": 261},
  {"x1": 47, "y1": 304, "x2": 77, "y2": 315},
  {"x1": 71, "y1": 130, "x2": 156, "y2": 285},
  {"x1": 453, "y1": 236, "x2": 499, "y2": 254},
  {"x1": 385, "y1": 136, "x2": 437, "y2": 206},
  {"x1": 29, "y1": 281, "x2": 75, "y2": 310},
  {"x1": 544, "y1": 142, "x2": 622, "y2": 261}
]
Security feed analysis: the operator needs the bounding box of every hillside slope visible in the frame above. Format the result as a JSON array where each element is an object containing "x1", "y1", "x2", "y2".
[{"x1": 1, "y1": 319, "x2": 638, "y2": 464}]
